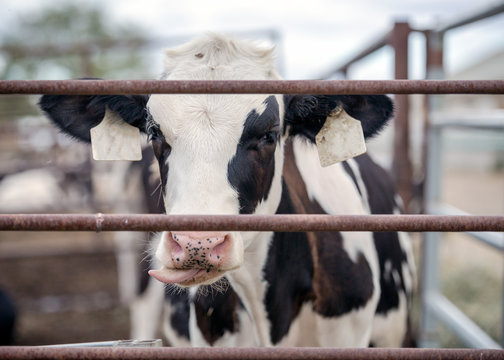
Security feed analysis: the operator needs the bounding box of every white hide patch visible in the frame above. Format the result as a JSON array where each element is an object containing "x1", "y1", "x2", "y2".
[
  {"x1": 277, "y1": 302, "x2": 375, "y2": 347},
  {"x1": 371, "y1": 292, "x2": 408, "y2": 347},
  {"x1": 345, "y1": 158, "x2": 371, "y2": 214}
]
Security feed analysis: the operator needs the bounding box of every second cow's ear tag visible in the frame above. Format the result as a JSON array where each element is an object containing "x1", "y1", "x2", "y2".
[
  {"x1": 90, "y1": 107, "x2": 142, "y2": 161},
  {"x1": 315, "y1": 105, "x2": 366, "y2": 167}
]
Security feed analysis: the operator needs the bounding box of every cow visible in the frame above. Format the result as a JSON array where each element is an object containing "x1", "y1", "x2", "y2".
[{"x1": 39, "y1": 34, "x2": 416, "y2": 347}]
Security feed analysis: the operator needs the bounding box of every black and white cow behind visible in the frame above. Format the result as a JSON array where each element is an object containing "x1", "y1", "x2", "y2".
[{"x1": 39, "y1": 34, "x2": 416, "y2": 347}]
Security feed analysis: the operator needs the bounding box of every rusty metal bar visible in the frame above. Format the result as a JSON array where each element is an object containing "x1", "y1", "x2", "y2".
[
  {"x1": 0, "y1": 79, "x2": 503, "y2": 95},
  {"x1": 0, "y1": 214, "x2": 503, "y2": 232},
  {"x1": 0, "y1": 347, "x2": 503, "y2": 360},
  {"x1": 390, "y1": 22, "x2": 413, "y2": 212}
]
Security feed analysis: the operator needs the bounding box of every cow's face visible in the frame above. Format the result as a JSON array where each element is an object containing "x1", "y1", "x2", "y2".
[
  {"x1": 143, "y1": 36, "x2": 292, "y2": 286},
  {"x1": 147, "y1": 93, "x2": 286, "y2": 286},
  {"x1": 38, "y1": 34, "x2": 393, "y2": 288}
]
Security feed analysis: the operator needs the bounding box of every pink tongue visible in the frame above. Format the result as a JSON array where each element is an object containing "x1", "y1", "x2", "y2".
[{"x1": 149, "y1": 268, "x2": 200, "y2": 284}]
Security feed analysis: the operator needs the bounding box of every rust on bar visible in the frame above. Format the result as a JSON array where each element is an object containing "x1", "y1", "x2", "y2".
[
  {"x1": 0, "y1": 214, "x2": 503, "y2": 232},
  {"x1": 0, "y1": 79, "x2": 503, "y2": 95},
  {"x1": 390, "y1": 22, "x2": 413, "y2": 212},
  {"x1": 0, "y1": 347, "x2": 503, "y2": 360}
]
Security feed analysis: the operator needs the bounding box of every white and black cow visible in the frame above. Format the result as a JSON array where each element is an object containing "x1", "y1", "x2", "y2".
[{"x1": 39, "y1": 34, "x2": 415, "y2": 347}]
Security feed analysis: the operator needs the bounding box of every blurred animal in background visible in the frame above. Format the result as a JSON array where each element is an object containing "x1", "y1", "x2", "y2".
[{"x1": 39, "y1": 34, "x2": 415, "y2": 347}]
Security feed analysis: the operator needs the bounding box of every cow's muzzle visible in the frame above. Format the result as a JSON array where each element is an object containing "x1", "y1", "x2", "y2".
[{"x1": 149, "y1": 231, "x2": 239, "y2": 286}]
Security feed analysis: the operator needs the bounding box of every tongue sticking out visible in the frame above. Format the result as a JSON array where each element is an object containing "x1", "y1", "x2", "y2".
[{"x1": 149, "y1": 268, "x2": 201, "y2": 284}]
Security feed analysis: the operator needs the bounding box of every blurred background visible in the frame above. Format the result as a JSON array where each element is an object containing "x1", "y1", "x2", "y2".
[{"x1": 0, "y1": 0, "x2": 503, "y2": 348}]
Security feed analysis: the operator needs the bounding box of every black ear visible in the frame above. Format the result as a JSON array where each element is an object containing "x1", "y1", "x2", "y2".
[
  {"x1": 284, "y1": 95, "x2": 394, "y2": 142},
  {"x1": 39, "y1": 88, "x2": 149, "y2": 143}
]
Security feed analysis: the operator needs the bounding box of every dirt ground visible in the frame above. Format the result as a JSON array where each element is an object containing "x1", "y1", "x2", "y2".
[
  {"x1": 0, "y1": 232, "x2": 131, "y2": 345},
  {"x1": 0, "y1": 169, "x2": 502, "y2": 347}
]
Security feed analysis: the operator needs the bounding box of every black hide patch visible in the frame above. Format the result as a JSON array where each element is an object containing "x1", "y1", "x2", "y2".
[
  {"x1": 342, "y1": 155, "x2": 410, "y2": 314},
  {"x1": 228, "y1": 96, "x2": 280, "y2": 214},
  {"x1": 165, "y1": 289, "x2": 190, "y2": 340},
  {"x1": 39, "y1": 93, "x2": 149, "y2": 143},
  {"x1": 263, "y1": 181, "x2": 314, "y2": 344},
  {"x1": 194, "y1": 282, "x2": 243, "y2": 345}
]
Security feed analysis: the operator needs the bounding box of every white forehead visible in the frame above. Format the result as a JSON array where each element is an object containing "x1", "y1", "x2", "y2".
[
  {"x1": 147, "y1": 34, "x2": 282, "y2": 152},
  {"x1": 162, "y1": 33, "x2": 278, "y2": 81}
]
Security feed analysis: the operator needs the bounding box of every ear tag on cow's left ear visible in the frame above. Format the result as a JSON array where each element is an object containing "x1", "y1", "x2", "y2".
[
  {"x1": 90, "y1": 107, "x2": 142, "y2": 161},
  {"x1": 315, "y1": 105, "x2": 366, "y2": 167}
]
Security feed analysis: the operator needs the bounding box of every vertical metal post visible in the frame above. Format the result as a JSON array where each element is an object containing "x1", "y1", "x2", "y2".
[
  {"x1": 390, "y1": 22, "x2": 413, "y2": 212},
  {"x1": 420, "y1": 123, "x2": 443, "y2": 348},
  {"x1": 420, "y1": 29, "x2": 445, "y2": 348},
  {"x1": 422, "y1": 30, "x2": 445, "y2": 194}
]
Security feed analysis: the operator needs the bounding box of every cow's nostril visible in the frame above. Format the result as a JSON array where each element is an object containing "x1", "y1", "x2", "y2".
[
  {"x1": 167, "y1": 232, "x2": 184, "y2": 260},
  {"x1": 209, "y1": 235, "x2": 229, "y2": 262}
]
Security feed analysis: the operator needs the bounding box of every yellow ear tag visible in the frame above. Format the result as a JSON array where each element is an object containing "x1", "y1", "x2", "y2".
[
  {"x1": 315, "y1": 105, "x2": 366, "y2": 167},
  {"x1": 90, "y1": 107, "x2": 142, "y2": 161}
]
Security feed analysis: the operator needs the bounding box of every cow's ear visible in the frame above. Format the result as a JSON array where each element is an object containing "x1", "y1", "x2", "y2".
[
  {"x1": 284, "y1": 95, "x2": 393, "y2": 142},
  {"x1": 39, "y1": 93, "x2": 149, "y2": 143}
]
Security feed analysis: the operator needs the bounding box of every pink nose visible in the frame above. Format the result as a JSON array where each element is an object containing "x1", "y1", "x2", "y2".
[{"x1": 165, "y1": 231, "x2": 230, "y2": 269}]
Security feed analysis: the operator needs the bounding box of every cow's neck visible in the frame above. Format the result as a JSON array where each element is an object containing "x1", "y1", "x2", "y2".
[
  {"x1": 226, "y1": 231, "x2": 273, "y2": 346},
  {"x1": 226, "y1": 139, "x2": 316, "y2": 346}
]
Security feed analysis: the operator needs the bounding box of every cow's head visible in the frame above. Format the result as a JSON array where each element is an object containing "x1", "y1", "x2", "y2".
[{"x1": 39, "y1": 35, "x2": 393, "y2": 287}]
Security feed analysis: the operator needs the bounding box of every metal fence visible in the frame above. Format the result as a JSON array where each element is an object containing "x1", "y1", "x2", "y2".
[
  {"x1": 0, "y1": 78, "x2": 503, "y2": 358},
  {"x1": 0, "y1": 347, "x2": 503, "y2": 360},
  {"x1": 1, "y1": 11, "x2": 504, "y2": 357}
]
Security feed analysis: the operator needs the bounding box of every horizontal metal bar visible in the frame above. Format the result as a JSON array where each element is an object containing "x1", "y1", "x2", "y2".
[
  {"x1": 42, "y1": 339, "x2": 163, "y2": 348},
  {"x1": 0, "y1": 79, "x2": 503, "y2": 95},
  {"x1": 428, "y1": 203, "x2": 504, "y2": 250},
  {"x1": 426, "y1": 293, "x2": 502, "y2": 349},
  {"x1": 0, "y1": 214, "x2": 503, "y2": 232},
  {"x1": 1, "y1": 347, "x2": 503, "y2": 360}
]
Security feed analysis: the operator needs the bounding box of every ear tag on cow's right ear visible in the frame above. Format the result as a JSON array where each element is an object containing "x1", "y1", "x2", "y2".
[
  {"x1": 315, "y1": 105, "x2": 366, "y2": 167},
  {"x1": 90, "y1": 107, "x2": 142, "y2": 161}
]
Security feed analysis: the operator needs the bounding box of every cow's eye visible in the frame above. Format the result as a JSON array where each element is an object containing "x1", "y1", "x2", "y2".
[{"x1": 259, "y1": 131, "x2": 277, "y2": 144}]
